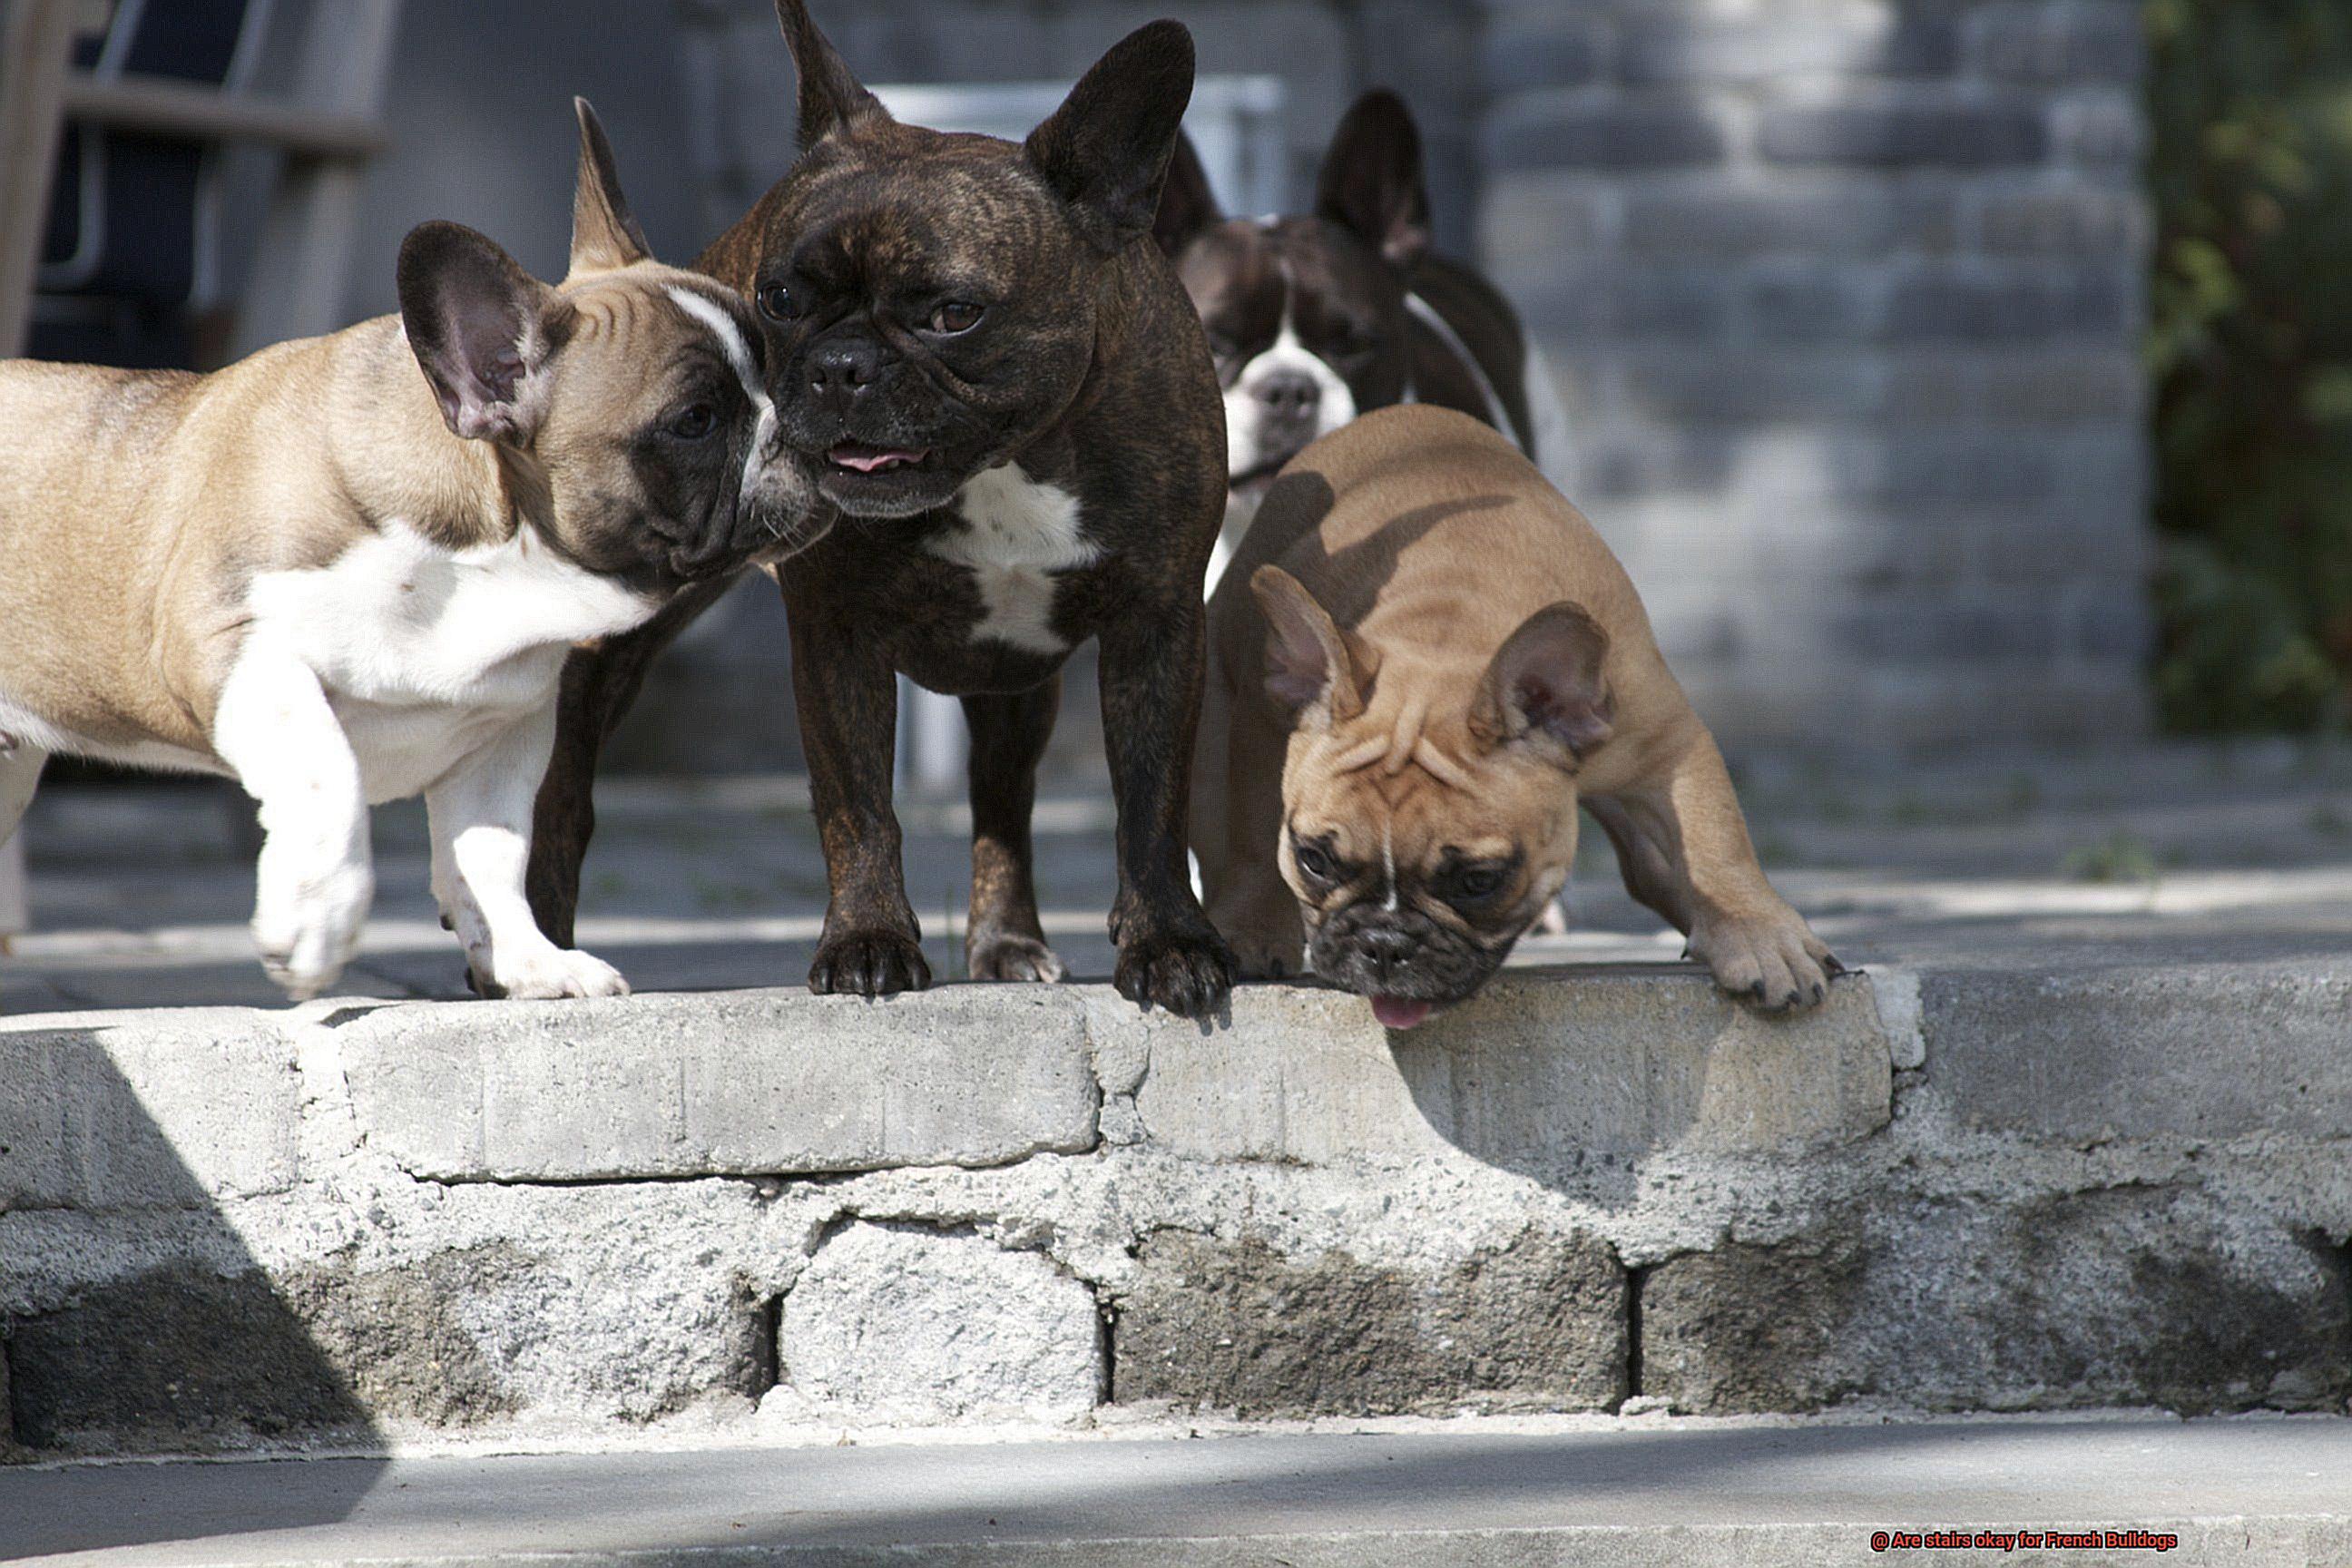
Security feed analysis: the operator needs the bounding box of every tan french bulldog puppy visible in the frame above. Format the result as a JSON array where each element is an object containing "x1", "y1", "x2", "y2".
[
  {"x1": 0, "y1": 103, "x2": 817, "y2": 1002},
  {"x1": 1191, "y1": 404, "x2": 1838, "y2": 1028}
]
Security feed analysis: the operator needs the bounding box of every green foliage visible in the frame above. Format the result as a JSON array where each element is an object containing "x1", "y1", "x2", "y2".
[{"x1": 2148, "y1": 0, "x2": 2352, "y2": 730}]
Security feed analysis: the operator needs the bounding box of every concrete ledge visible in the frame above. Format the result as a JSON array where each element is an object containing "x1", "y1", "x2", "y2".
[
  {"x1": 5, "y1": 962, "x2": 2350, "y2": 1455},
  {"x1": 1926, "y1": 964, "x2": 2352, "y2": 1139},
  {"x1": 0, "y1": 1014, "x2": 298, "y2": 1210},
  {"x1": 1112, "y1": 970, "x2": 1891, "y2": 1164},
  {"x1": 340, "y1": 987, "x2": 1102, "y2": 1181},
  {"x1": 336, "y1": 967, "x2": 1892, "y2": 1183}
]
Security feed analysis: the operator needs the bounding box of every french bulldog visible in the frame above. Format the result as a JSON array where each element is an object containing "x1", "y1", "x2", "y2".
[
  {"x1": 1154, "y1": 89, "x2": 1571, "y2": 591},
  {"x1": 0, "y1": 103, "x2": 816, "y2": 1002},
  {"x1": 527, "y1": 1, "x2": 1236, "y2": 1020},
  {"x1": 1191, "y1": 405, "x2": 1839, "y2": 1028}
]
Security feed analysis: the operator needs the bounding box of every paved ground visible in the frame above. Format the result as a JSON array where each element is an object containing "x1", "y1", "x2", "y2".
[
  {"x1": 6, "y1": 740, "x2": 2351, "y2": 1014},
  {"x1": 4, "y1": 1416, "x2": 2348, "y2": 1565}
]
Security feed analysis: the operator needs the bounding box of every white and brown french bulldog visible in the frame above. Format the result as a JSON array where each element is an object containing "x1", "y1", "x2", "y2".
[
  {"x1": 0, "y1": 103, "x2": 818, "y2": 1003},
  {"x1": 1154, "y1": 89, "x2": 1571, "y2": 593},
  {"x1": 1191, "y1": 405, "x2": 1839, "y2": 1029}
]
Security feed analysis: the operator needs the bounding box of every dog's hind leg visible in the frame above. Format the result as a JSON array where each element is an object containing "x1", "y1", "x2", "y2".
[
  {"x1": 962, "y1": 678, "x2": 1065, "y2": 984},
  {"x1": 1097, "y1": 599, "x2": 1237, "y2": 1018}
]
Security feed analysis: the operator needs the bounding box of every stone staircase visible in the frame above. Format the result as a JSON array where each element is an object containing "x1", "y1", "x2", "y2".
[
  {"x1": 4, "y1": 957, "x2": 2346, "y2": 1459},
  {"x1": 5, "y1": 751, "x2": 2352, "y2": 1560}
]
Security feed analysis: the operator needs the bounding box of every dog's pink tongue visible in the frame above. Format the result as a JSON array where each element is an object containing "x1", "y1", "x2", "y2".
[
  {"x1": 1371, "y1": 995, "x2": 1433, "y2": 1030},
  {"x1": 830, "y1": 445, "x2": 923, "y2": 474}
]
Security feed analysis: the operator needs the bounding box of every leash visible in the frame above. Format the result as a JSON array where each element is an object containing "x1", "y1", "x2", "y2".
[{"x1": 1403, "y1": 290, "x2": 1519, "y2": 450}]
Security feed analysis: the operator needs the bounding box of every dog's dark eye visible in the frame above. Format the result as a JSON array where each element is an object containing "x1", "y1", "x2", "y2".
[
  {"x1": 757, "y1": 281, "x2": 801, "y2": 322},
  {"x1": 669, "y1": 403, "x2": 719, "y2": 440},
  {"x1": 1451, "y1": 866, "x2": 1507, "y2": 901},
  {"x1": 1294, "y1": 841, "x2": 1336, "y2": 881},
  {"x1": 929, "y1": 300, "x2": 985, "y2": 334}
]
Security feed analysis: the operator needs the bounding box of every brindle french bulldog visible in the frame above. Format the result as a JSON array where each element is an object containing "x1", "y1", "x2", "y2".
[{"x1": 526, "y1": 2, "x2": 1235, "y2": 1019}]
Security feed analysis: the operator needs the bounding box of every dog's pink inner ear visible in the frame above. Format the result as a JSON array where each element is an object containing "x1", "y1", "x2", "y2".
[
  {"x1": 397, "y1": 221, "x2": 561, "y2": 445},
  {"x1": 1471, "y1": 602, "x2": 1612, "y2": 760},
  {"x1": 1252, "y1": 566, "x2": 1366, "y2": 722}
]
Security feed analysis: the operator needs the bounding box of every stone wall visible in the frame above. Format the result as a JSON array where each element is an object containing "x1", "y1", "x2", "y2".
[
  {"x1": 5, "y1": 966, "x2": 2347, "y2": 1456},
  {"x1": 1480, "y1": 0, "x2": 2152, "y2": 750}
]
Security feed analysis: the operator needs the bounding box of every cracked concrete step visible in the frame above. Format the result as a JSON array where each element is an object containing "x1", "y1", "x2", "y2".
[
  {"x1": 5, "y1": 969, "x2": 1901, "y2": 1201},
  {"x1": 5, "y1": 1417, "x2": 2351, "y2": 1565},
  {"x1": 5, "y1": 962, "x2": 2350, "y2": 1455}
]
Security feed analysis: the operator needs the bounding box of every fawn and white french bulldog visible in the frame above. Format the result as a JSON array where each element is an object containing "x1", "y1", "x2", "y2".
[
  {"x1": 0, "y1": 103, "x2": 818, "y2": 1002},
  {"x1": 1192, "y1": 405, "x2": 1839, "y2": 1029}
]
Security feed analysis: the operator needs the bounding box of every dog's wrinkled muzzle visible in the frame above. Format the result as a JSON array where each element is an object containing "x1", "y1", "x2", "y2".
[{"x1": 1308, "y1": 901, "x2": 1511, "y2": 1023}]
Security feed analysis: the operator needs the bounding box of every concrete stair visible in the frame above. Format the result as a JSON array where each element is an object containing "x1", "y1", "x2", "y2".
[
  {"x1": 5, "y1": 1416, "x2": 2350, "y2": 1565},
  {"x1": 3, "y1": 956, "x2": 2347, "y2": 1461}
]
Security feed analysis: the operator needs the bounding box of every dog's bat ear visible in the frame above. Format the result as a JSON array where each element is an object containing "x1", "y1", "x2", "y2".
[
  {"x1": 567, "y1": 99, "x2": 653, "y2": 279},
  {"x1": 1152, "y1": 129, "x2": 1220, "y2": 258},
  {"x1": 1251, "y1": 565, "x2": 1373, "y2": 724},
  {"x1": 1315, "y1": 89, "x2": 1431, "y2": 270},
  {"x1": 1470, "y1": 601, "x2": 1613, "y2": 761},
  {"x1": 774, "y1": 0, "x2": 887, "y2": 150},
  {"x1": 1028, "y1": 20, "x2": 1196, "y2": 252},
  {"x1": 398, "y1": 221, "x2": 569, "y2": 446}
]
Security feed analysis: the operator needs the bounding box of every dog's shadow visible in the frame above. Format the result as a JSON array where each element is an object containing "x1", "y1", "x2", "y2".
[{"x1": 1237, "y1": 471, "x2": 1516, "y2": 632}]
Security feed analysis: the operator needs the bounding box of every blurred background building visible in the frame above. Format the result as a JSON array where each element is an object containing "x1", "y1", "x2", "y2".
[{"x1": 2, "y1": 0, "x2": 2180, "y2": 771}]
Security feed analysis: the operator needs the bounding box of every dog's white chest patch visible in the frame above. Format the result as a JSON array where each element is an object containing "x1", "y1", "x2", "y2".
[
  {"x1": 245, "y1": 522, "x2": 656, "y2": 800},
  {"x1": 931, "y1": 465, "x2": 1102, "y2": 655}
]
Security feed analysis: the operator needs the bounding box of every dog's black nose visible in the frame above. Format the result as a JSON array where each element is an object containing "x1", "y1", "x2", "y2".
[
  {"x1": 1253, "y1": 369, "x2": 1321, "y2": 420},
  {"x1": 808, "y1": 337, "x2": 883, "y2": 405},
  {"x1": 1357, "y1": 926, "x2": 1417, "y2": 982}
]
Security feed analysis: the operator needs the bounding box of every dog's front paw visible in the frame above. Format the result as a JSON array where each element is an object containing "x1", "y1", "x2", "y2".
[
  {"x1": 1113, "y1": 922, "x2": 1235, "y2": 1021},
  {"x1": 475, "y1": 945, "x2": 631, "y2": 1001},
  {"x1": 810, "y1": 927, "x2": 932, "y2": 999},
  {"x1": 253, "y1": 860, "x2": 374, "y2": 1001},
  {"x1": 1689, "y1": 907, "x2": 1840, "y2": 1012},
  {"x1": 966, "y1": 929, "x2": 1067, "y2": 984}
]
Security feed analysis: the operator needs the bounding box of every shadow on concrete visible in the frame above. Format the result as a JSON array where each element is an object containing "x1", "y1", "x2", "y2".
[
  {"x1": 1387, "y1": 959, "x2": 1857, "y2": 1213},
  {"x1": 0, "y1": 1023, "x2": 387, "y2": 1553},
  {"x1": 2, "y1": 1419, "x2": 2313, "y2": 1560}
]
